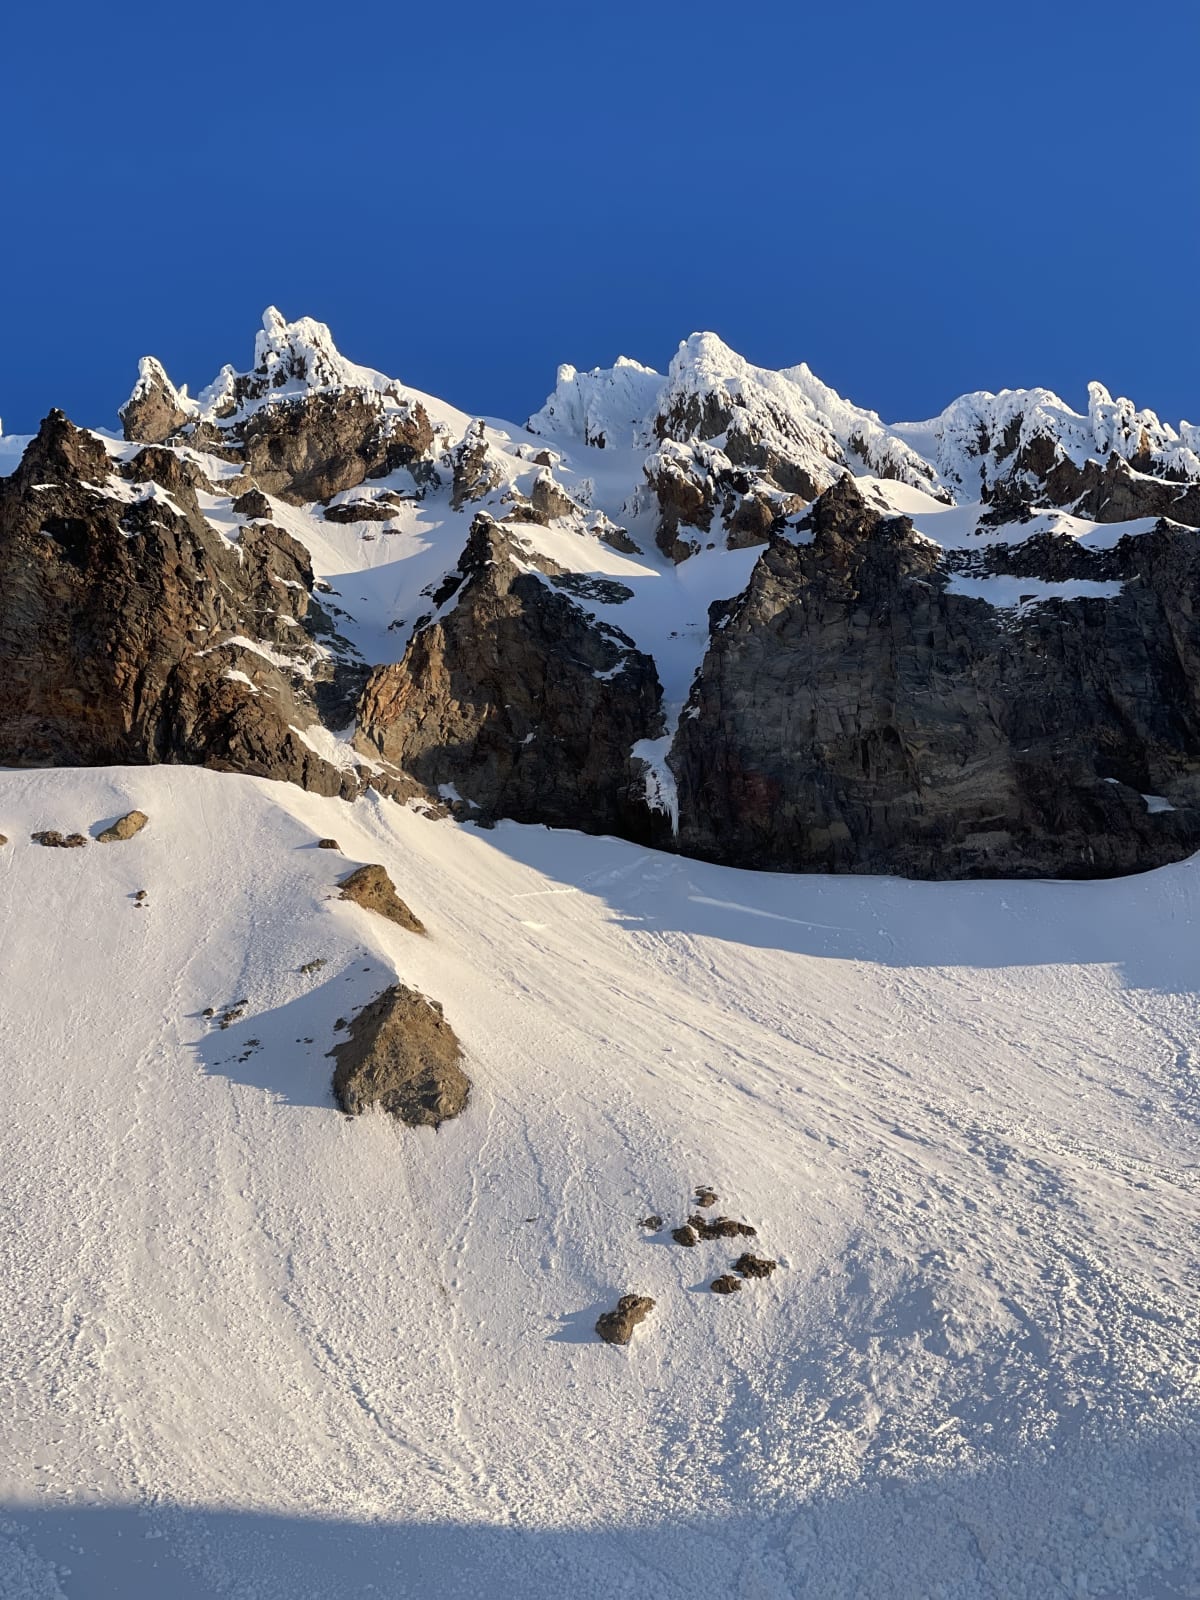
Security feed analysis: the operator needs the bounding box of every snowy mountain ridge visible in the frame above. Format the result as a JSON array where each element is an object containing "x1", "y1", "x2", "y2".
[{"x1": 3, "y1": 306, "x2": 1200, "y2": 882}]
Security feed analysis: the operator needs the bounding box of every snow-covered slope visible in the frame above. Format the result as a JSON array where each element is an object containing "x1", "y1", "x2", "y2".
[{"x1": 1, "y1": 766, "x2": 1197, "y2": 1598}]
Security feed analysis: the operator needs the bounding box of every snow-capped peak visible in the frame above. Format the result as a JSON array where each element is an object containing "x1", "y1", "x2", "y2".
[
  {"x1": 248, "y1": 306, "x2": 398, "y2": 402},
  {"x1": 895, "y1": 382, "x2": 1200, "y2": 499},
  {"x1": 527, "y1": 354, "x2": 664, "y2": 449}
]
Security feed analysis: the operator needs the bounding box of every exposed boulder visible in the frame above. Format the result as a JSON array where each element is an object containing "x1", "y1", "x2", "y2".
[
  {"x1": 97, "y1": 810, "x2": 148, "y2": 843},
  {"x1": 338, "y1": 864, "x2": 425, "y2": 934},
  {"x1": 31, "y1": 830, "x2": 86, "y2": 848},
  {"x1": 711, "y1": 1276, "x2": 744, "y2": 1295},
  {"x1": 734, "y1": 1254, "x2": 778, "y2": 1279},
  {"x1": 689, "y1": 1214, "x2": 757, "y2": 1240},
  {"x1": 355, "y1": 516, "x2": 666, "y2": 840},
  {"x1": 595, "y1": 1294, "x2": 656, "y2": 1346},
  {"x1": 671, "y1": 1225, "x2": 699, "y2": 1247},
  {"x1": 232, "y1": 489, "x2": 273, "y2": 521},
  {"x1": 330, "y1": 983, "x2": 469, "y2": 1126},
  {"x1": 529, "y1": 470, "x2": 578, "y2": 522}
]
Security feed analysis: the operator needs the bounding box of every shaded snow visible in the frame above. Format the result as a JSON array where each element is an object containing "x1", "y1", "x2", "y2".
[{"x1": 946, "y1": 574, "x2": 1125, "y2": 607}]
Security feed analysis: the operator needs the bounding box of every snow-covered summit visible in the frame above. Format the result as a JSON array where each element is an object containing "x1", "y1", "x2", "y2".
[
  {"x1": 527, "y1": 354, "x2": 663, "y2": 450},
  {"x1": 120, "y1": 309, "x2": 412, "y2": 442},
  {"x1": 531, "y1": 332, "x2": 948, "y2": 509},
  {"x1": 896, "y1": 382, "x2": 1200, "y2": 500}
]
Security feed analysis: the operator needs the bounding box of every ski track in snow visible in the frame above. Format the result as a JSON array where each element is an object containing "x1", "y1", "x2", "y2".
[{"x1": 0, "y1": 766, "x2": 1197, "y2": 1597}]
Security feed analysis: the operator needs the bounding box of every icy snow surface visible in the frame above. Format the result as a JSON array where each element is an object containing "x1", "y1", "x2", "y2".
[{"x1": 0, "y1": 766, "x2": 1197, "y2": 1599}]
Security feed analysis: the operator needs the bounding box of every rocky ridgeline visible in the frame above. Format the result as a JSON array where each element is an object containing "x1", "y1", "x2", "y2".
[{"x1": 3, "y1": 308, "x2": 1200, "y2": 880}]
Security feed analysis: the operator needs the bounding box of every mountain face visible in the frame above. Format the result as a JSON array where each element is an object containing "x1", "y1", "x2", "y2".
[{"x1": 2, "y1": 308, "x2": 1198, "y2": 879}]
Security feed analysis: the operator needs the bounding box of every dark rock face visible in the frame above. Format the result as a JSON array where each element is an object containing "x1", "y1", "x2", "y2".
[
  {"x1": 0, "y1": 412, "x2": 354, "y2": 796},
  {"x1": 670, "y1": 477, "x2": 1200, "y2": 879},
  {"x1": 355, "y1": 516, "x2": 665, "y2": 839},
  {"x1": 338, "y1": 864, "x2": 425, "y2": 934},
  {"x1": 595, "y1": 1294, "x2": 655, "y2": 1345},
  {"x1": 232, "y1": 489, "x2": 273, "y2": 521},
  {"x1": 231, "y1": 390, "x2": 434, "y2": 505},
  {"x1": 330, "y1": 983, "x2": 469, "y2": 1126}
]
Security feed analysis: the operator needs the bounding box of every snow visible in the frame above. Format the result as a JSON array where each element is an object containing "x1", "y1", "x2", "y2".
[
  {"x1": 632, "y1": 735, "x2": 679, "y2": 835},
  {"x1": 891, "y1": 382, "x2": 1200, "y2": 501},
  {"x1": 0, "y1": 764, "x2": 1197, "y2": 1597},
  {"x1": 945, "y1": 574, "x2": 1125, "y2": 608}
]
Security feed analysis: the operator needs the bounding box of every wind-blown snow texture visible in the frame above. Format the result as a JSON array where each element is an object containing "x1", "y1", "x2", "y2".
[{"x1": 0, "y1": 767, "x2": 1197, "y2": 1598}]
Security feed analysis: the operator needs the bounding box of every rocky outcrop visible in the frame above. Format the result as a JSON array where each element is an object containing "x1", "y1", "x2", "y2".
[
  {"x1": 231, "y1": 389, "x2": 434, "y2": 504},
  {"x1": 450, "y1": 420, "x2": 503, "y2": 510},
  {"x1": 669, "y1": 477, "x2": 1200, "y2": 878},
  {"x1": 330, "y1": 983, "x2": 469, "y2": 1126},
  {"x1": 338, "y1": 864, "x2": 425, "y2": 934},
  {"x1": 0, "y1": 412, "x2": 355, "y2": 795},
  {"x1": 119, "y1": 358, "x2": 195, "y2": 445},
  {"x1": 120, "y1": 309, "x2": 438, "y2": 506},
  {"x1": 355, "y1": 515, "x2": 665, "y2": 839},
  {"x1": 734, "y1": 1254, "x2": 778, "y2": 1279}
]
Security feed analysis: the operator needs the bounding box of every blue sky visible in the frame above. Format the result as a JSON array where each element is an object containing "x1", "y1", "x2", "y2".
[{"x1": 1, "y1": 0, "x2": 1195, "y2": 434}]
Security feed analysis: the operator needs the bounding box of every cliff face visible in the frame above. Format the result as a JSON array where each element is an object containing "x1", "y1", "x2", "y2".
[
  {"x1": 0, "y1": 412, "x2": 356, "y2": 794},
  {"x1": 355, "y1": 516, "x2": 665, "y2": 839},
  {"x1": 3, "y1": 308, "x2": 1199, "y2": 882},
  {"x1": 669, "y1": 479, "x2": 1200, "y2": 878}
]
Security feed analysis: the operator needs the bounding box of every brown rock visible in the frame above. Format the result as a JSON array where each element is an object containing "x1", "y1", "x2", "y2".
[
  {"x1": 694, "y1": 1186, "x2": 718, "y2": 1208},
  {"x1": 355, "y1": 516, "x2": 665, "y2": 841},
  {"x1": 329, "y1": 983, "x2": 469, "y2": 1126},
  {"x1": 671, "y1": 1225, "x2": 699, "y2": 1247},
  {"x1": 31, "y1": 830, "x2": 86, "y2": 848},
  {"x1": 119, "y1": 358, "x2": 194, "y2": 444},
  {"x1": 317, "y1": 838, "x2": 341, "y2": 850},
  {"x1": 338, "y1": 864, "x2": 425, "y2": 934},
  {"x1": 595, "y1": 1294, "x2": 655, "y2": 1345},
  {"x1": 0, "y1": 413, "x2": 356, "y2": 799},
  {"x1": 734, "y1": 1253, "x2": 778, "y2": 1279},
  {"x1": 232, "y1": 489, "x2": 273, "y2": 521},
  {"x1": 97, "y1": 809, "x2": 148, "y2": 843},
  {"x1": 711, "y1": 1275, "x2": 744, "y2": 1295},
  {"x1": 689, "y1": 1214, "x2": 757, "y2": 1240}
]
